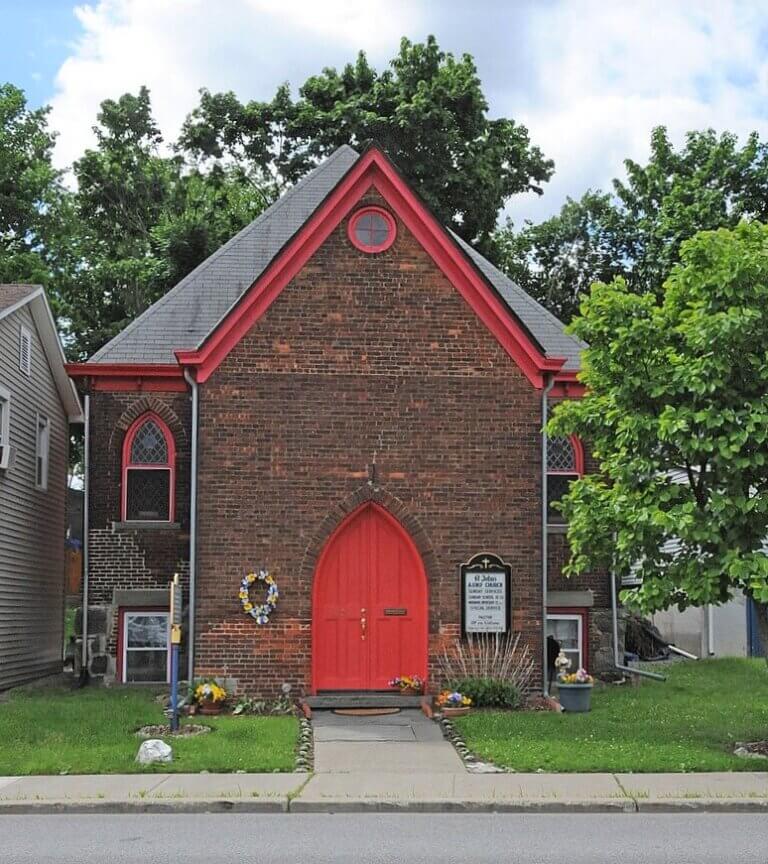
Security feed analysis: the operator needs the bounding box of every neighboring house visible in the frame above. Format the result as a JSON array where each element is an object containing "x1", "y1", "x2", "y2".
[
  {"x1": 650, "y1": 597, "x2": 763, "y2": 659},
  {"x1": 0, "y1": 284, "x2": 82, "y2": 689},
  {"x1": 68, "y1": 145, "x2": 612, "y2": 696}
]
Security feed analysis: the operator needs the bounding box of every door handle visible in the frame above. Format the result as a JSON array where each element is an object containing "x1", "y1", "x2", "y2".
[{"x1": 361, "y1": 610, "x2": 367, "y2": 641}]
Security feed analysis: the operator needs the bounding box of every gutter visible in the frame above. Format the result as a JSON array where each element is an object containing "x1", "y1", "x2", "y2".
[
  {"x1": 541, "y1": 374, "x2": 555, "y2": 696},
  {"x1": 80, "y1": 394, "x2": 90, "y2": 679},
  {"x1": 183, "y1": 369, "x2": 199, "y2": 683}
]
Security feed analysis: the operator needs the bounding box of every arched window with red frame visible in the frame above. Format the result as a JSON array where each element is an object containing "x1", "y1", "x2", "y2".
[
  {"x1": 122, "y1": 413, "x2": 175, "y2": 522},
  {"x1": 547, "y1": 435, "x2": 584, "y2": 525}
]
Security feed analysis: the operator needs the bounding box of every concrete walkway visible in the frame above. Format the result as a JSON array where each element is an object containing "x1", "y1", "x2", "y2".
[
  {"x1": 0, "y1": 771, "x2": 765, "y2": 814},
  {"x1": 311, "y1": 709, "x2": 464, "y2": 773}
]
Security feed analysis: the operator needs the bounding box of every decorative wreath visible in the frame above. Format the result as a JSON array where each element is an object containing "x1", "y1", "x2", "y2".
[{"x1": 239, "y1": 569, "x2": 279, "y2": 625}]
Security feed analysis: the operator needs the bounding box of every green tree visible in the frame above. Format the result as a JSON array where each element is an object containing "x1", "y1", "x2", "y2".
[
  {"x1": 550, "y1": 221, "x2": 768, "y2": 654},
  {"x1": 180, "y1": 36, "x2": 553, "y2": 252},
  {"x1": 492, "y1": 191, "x2": 625, "y2": 323},
  {"x1": 501, "y1": 127, "x2": 768, "y2": 321},
  {"x1": 63, "y1": 87, "x2": 270, "y2": 358},
  {"x1": 0, "y1": 83, "x2": 68, "y2": 289}
]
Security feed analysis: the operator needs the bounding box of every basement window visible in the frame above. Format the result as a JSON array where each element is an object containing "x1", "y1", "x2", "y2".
[{"x1": 120, "y1": 609, "x2": 170, "y2": 683}]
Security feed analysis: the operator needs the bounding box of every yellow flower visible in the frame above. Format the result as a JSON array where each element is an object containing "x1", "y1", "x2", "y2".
[
  {"x1": 243, "y1": 602, "x2": 253, "y2": 611},
  {"x1": 247, "y1": 573, "x2": 256, "y2": 583},
  {"x1": 238, "y1": 590, "x2": 248, "y2": 600}
]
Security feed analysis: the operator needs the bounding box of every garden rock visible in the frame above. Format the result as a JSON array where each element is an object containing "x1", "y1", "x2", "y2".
[{"x1": 136, "y1": 739, "x2": 173, "y2": 764}]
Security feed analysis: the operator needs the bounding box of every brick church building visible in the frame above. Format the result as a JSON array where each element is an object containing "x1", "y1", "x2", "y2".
[{"x1": 68, "y1": 145, "x2": 613, "y2": 697}]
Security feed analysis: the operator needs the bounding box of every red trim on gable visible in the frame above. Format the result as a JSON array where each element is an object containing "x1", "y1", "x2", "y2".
[
  {"x1": 66, "y1": 363, "x2": 187, "y2": 393},
  {"x1": 551, "y1": 370, "x2": 585, "y2": 399},
  {"x1": 175, "y1": 147, "x2": 568, "y2": 387}
]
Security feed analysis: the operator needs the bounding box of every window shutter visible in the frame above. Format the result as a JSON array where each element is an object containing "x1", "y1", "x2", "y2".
[{"x1": 19, "y1": 326, "x2": 32, "y2": 376}]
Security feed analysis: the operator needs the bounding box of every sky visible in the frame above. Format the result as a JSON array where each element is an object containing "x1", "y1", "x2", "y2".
[{"x1": 2, "y1": 0, "x2": 768, "y2": 226}]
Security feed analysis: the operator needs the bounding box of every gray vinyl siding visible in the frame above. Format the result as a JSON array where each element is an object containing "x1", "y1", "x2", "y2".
[{"x1": 0, "y1": 304, "x2": 68, "y2": 689}]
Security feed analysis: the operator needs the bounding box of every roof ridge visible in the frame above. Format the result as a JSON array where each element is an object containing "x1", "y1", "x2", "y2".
[{"x1": 91, "y1": 145, "x2": 358, "y2": 361}]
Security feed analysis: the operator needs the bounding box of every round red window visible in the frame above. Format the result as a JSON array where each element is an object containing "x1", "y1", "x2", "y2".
[{"x1": 348, "y1": 206, "x2": 396, "y2": 253}]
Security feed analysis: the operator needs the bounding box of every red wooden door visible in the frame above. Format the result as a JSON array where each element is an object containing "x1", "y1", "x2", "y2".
[{"x1": 313, "y1": 503, "x2": 428, "y2": 692}]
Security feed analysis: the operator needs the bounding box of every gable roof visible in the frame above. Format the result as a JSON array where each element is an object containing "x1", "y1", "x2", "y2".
[
  {"x1": 87, "y1": 145, "x2": 583, "y2": 380},
  {"x1": 0, "y1": 285, "x2": 83, "y2": 421}
]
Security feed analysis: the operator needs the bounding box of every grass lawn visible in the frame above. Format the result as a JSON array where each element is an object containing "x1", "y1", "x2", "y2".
[
  {"x1": 454, "y1": 658, "x2": 768, "y2": 773},
  {"x1": 0, "y1": 683, "x2": 299, "y2": 775}
]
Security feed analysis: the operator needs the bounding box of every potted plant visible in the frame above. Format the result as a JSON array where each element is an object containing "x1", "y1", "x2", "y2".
[
  {"x1": 194, "y1": 680, "x2": 227, "y2": 715},
  {"x1": 436, "y1": 690, "x2": 472, "y2": 717},
  {"x1": 556, "y1": 668, "x2": 594, "y2": 713},
  {"x1": 388, "y1": 675, "x2": 424, "y2": 696}
]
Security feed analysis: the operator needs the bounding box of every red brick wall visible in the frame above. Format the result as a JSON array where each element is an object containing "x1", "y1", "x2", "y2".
[
  {"x1": 85, "y1": 390, "x2": 191, "y2": 667},
  {"x1": 194, "y1": 192, "x2": 545, "y2": 696}
]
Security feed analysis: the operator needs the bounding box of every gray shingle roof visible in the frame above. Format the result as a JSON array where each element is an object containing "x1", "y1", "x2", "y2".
[
  {"x1": 91, "y1": 145, "x2": 583, "y2": 372},
  {"x1": 0, "y1": 283, "x2": 41, "y2": 315}
]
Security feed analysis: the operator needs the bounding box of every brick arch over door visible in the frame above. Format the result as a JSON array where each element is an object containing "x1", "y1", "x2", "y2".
[{"x1": 299, "y1": 484, "x2": 440, "y2": 627}]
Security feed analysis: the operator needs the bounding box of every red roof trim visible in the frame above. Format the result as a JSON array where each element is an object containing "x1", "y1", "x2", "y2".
[
  {"x1": 65, "y1": 363, "x2": 187, "y2": 393},
  {"x1": 175, "y1": 147, "x2": 567, "y2": 387}
]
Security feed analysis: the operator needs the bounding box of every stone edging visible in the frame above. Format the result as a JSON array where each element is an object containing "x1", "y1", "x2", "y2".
[
  {"x1": 295, "y1": 717, "x2": 314, "y2": 772},
  {"x1": 437, "y1": 714, "x2": 506, "y2": 774}
]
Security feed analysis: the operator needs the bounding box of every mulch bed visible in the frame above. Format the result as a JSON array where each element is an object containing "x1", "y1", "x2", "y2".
[{"x1": 136, "y1": 724, "x2": 211, "y2": 738}]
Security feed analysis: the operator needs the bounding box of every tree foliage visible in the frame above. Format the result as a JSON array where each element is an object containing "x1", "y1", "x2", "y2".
[
  {"x1": 502, "y1": 127, "x2": 768, "y2": 322},
  {"x1": 180, "y1": 36, "x2": 553, "y2": 251},
  {"x1": 550, "y1": 222, "x2": 768, "y2": 646},
  {"x1": 60, "y1": 87, "x2": 271, "y2": 358},
  {"x1": 0, "y1": 83, "x2": 67, "y2": 289}
]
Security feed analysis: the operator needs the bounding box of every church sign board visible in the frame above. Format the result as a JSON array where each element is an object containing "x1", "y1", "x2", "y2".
[{"x1": 460, "y1": 553, "x2": 511, "y2": 635}]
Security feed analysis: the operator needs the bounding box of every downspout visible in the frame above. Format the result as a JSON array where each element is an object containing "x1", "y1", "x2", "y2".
[
  {"x1": 610, "y1": 551, "x2": 666, "y2": 681},
  {"x1": 183, "y1": 369, "x2": 199, "y2": 684},
  {"x1": 541, "y1": 374, "x2": 555, "y2": 696},
  {"x1": 80, "y1": 393, "x2": 90, "y2": 679},
  {"x1": 706, "y1": 604, "x2": 715, "y2": 656}
]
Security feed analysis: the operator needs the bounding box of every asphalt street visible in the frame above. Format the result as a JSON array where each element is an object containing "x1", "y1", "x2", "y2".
[{"x1": 4, "y1": 813, "x2": 768, "y2": 863}]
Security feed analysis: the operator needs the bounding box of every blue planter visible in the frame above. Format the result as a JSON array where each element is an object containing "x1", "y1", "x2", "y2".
[{"x1": 557, "y1": 683, "x2": 593, "y2": 712}]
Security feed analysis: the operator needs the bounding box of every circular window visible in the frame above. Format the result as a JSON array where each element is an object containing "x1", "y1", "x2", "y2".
[{"x1": 348, "y1": 206, "x2": 396, "y2": 253}]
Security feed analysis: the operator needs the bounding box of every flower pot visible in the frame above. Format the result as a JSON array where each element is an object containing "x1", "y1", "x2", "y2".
[
  {"x1": 199, "y1": 702, "x2": 224, "y2": 716},
  {"x1": 441, "y1": 706, "x2": 470, "y2": 718},
  {"x1": 399, "y1": 687, "x2": 422, "y2": 697},
  {"x1": 557, "y1": 683, "x2": 593, "y2": 713}
]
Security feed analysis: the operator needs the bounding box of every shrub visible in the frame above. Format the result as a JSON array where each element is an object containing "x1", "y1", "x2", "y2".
[
  {"x1": 447, "y1": 676, "x2": 521, "y2": 709},
  {"x1": 437, "y1": 632, "x2": 535, "y2": 709}
]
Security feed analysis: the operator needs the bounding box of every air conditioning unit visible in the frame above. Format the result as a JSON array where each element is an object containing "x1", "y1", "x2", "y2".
[{"x1": 0, "y1": 443, "x2": 16, "y2": 471}]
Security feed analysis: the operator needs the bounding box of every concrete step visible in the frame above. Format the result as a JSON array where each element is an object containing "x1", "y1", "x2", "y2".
[{"x1": 305, "y1": 692, "x2": 424, "y2": 709}]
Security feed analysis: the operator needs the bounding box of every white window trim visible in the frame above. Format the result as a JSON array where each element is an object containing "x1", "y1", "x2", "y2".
[
  {"x1": 19, "y1": 325, "x2": 32, "y2": 376},
  {"x1": 121, "y1": 610, "x2": 170, "y2": 684},
  {"x1": 547, "y1": 612, "x2": 584, "y2": 671},
  {"x1": 35, "y1": 413, "x2": 50, "y2": 490}
]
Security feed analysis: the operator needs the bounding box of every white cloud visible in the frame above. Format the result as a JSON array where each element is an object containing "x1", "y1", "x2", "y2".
[
  {"x1": 501, "y1": 0, "x2": 768, "y2": 224},
  {"x1": 47, "y1": 0, "x2": 768, "y2": 226},
  {"x1": 49, "y1": 0, "x2": 424, "y2": 168}
]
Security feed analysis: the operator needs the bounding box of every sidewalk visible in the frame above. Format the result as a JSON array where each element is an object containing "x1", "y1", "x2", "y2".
[{"x1": 0, "y1": 771, "x2": 765, "y2": 814}]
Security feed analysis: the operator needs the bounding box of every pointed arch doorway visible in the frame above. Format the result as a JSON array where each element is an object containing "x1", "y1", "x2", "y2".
[{"x1": 312, "y1": 503, "x2": 428, "y2": 692}]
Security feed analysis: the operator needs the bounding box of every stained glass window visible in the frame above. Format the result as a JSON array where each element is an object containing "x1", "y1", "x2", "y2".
[{"x1": 123, "y1": 414, "x2": 174, "y2": 522}]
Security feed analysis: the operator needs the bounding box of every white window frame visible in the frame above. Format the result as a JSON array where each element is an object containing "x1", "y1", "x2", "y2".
[
  {"x1": 121, "y1": 610, "x2": 170, "y2": 684},
  {"x1": 547, "y1": 612, "x2": 584, "y2": 672},
  {"x1": 35, "y1": 413, "x2": 50, "y2": 490},
  {"x1": 19, "y1": 325, "x2": 32, "y2": 376}
]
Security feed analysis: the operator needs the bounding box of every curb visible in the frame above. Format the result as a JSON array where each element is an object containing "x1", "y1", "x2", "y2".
[{"x1": 1, "y1": 797, "x2": 766, "y2": 815}]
